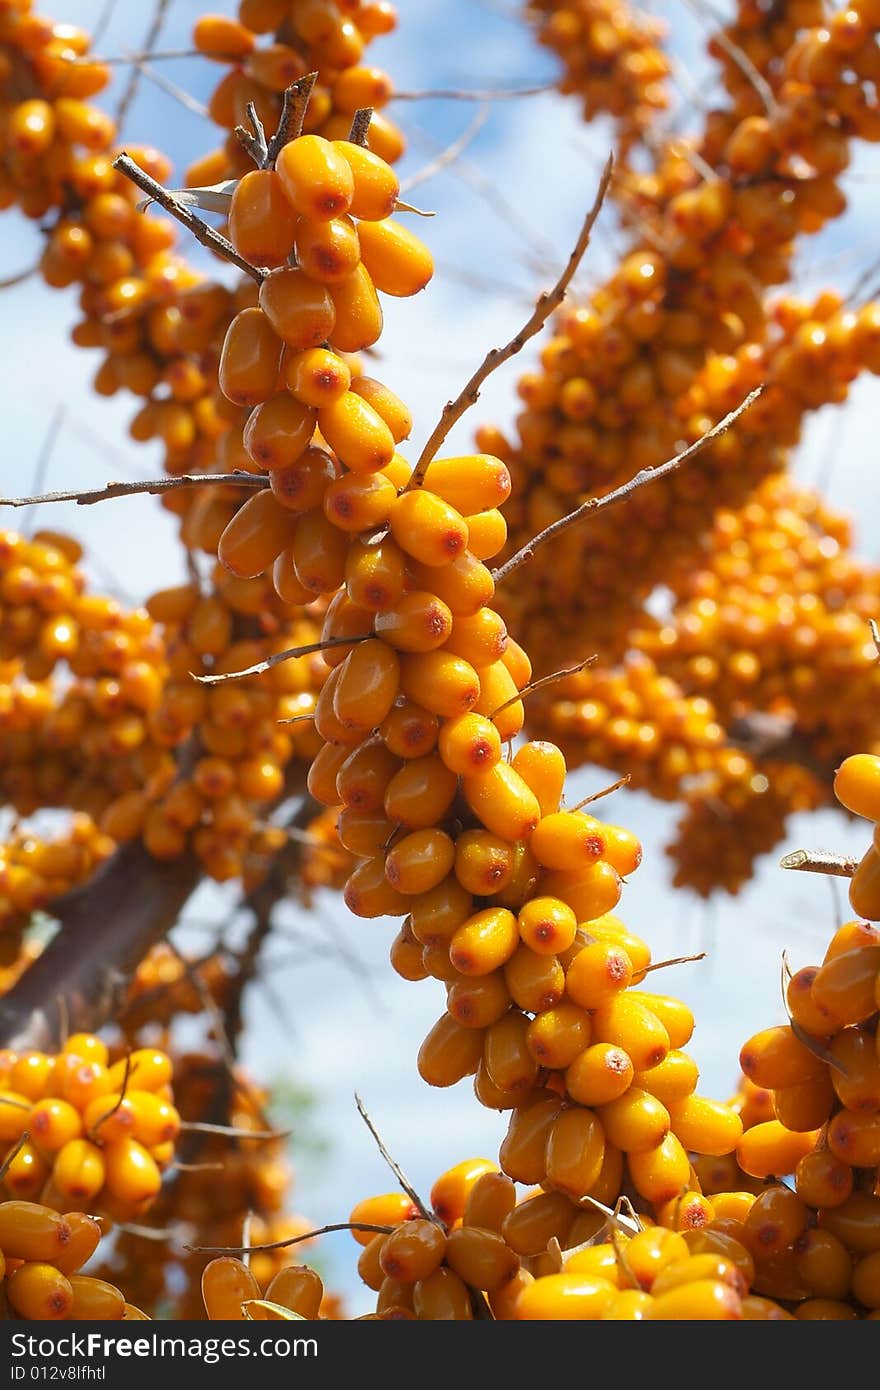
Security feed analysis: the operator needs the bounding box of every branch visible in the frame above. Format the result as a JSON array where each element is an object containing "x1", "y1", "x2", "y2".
[
  {"x1": 1, "y1": 472, "x2": 265, "y2": 509},
  {"x1": 779, "y1": 850, "x2": 858, "y2": 878},
  {"x1": 391, "y1": 84, "x2": 553, "y2": 101},
  {"x1": 491, "y1": 656, "x2": 597, "y2": 719},
  {"x1": 572, "y1": 774, "x2": 631, "y2": 810},
  {"x1": 265, "y1": 74, "x2": 319, "y2": 168},
  {"x1": 0, "y1": 842, "x2": 202, "y2": 1050},
  {"x1": 405, "y1": 152, "x2": 614, "y2": 488},
  {"x1": 400, "y1": 106, "x2": 490, "y2": 195},
  {"x1": 493, "y1": 387, "x2": 762, "y2": 583},
  {"x1": 113, "y1": 153, "x2": 267, "y2": 283},
  {"x1": 186, "y1": 1222, "x2": 394, "y2": 1255},
  {"x1": 193, "y1": 634, "x2": 373, "y2": 686},
  {"x1": 348, "y1": 108, "x2": 374, "y2": 147},
  {"x1": 354, "y1": 1093, "x2": 435, "y2": 1223},
  {"x1": 115, "y1": 0, "x2": 172, "y2": 131}
]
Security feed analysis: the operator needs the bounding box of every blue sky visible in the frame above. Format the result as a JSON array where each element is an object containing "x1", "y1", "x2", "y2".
[{"x1": 1, "y1": 1, "x2": 879, "y2": 1312}]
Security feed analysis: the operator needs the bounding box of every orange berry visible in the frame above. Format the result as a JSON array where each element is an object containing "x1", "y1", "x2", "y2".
[
  {"x1": 258, "y1": 267, "x2": 336, "y2": 349},
  {"x1": 202, "y1": 1256, "x2": 260, "y2": 1320},
  {"x1": 833, "y1": 753, "x2": 880, "y2": 819},
  {"x1": 219, "y1": 307, "x2": 281, "y2": 406},
  {"x1": 295, "y1": 214, "x2": 361, "y2": 283},
  {"x1": 285, "y1": 346, "x2": 351, "y2": 405},
  {"x1": 318, "y1": 390, "x2": 395, "y2": 472},
  {"x1": 228, "y1": 169, "x2": 297, "y2": 266},
  {"x1": 328, "y1": 263, "x2": 384, "y2": 351},
  {"x1": 275, "y1": 134, "x2": 354, "y2": 220},
  {"x1": 374, "y1": 592, "x2": 454, "y2": 652},
  {"x1": 331, "y1": 140, "x2": 399, "y2": 219}
]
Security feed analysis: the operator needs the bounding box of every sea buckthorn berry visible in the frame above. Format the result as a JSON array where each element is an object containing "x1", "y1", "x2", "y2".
[
  {"x1": 483, "y1": 1011, "x2": 541, "y2": 1094},
  {"x1": 498, "y1": 1093, "x2": 562, "y2": 1185},
  {"x1": 591, "y1": 994, "x2": 669, "y2": 1073},
  {"x1": 833, "y1": 753, "x2": 880, "y2": 819},
  {"x1": 566, "y1": 1043, "x2": 634, "y2": 1108},
  {"x1": 380, "y1": 1219, "x2": 447, "y2": 1283},
  {"x1": 243, "y1": 393, "x2": 317, "y2": 469},
  {"x1": 338, "y1": 808, "x2": 395, "y2": 856},
  {"x1": 275, "y1": 135, "x2": 354, "y2": 221},
  {"x1": 811, "y1": 946, "x2": 880, "y2": 1025},
  {"x1": 375, "y1": 592, "x2": 454, "y2": 653},
  {"x1": 324, "y1": 470, "x2": 396, "y2": 532},
  {"x1": 655, "y1": 1192, "x2": 715, "y2": 1233},
  {"x1": 448, "y1": 973, "x2": 512, "y2": 1029},
  {"x1": 818, "y1": 1193, "x2": 880, "y2": 1255},
  {"x1": 356, "y1": 217, "x2": 433, "y2": 297},
  {"x1": 0, "y1": 1091, "x2": 35, "y2": 1143},
  {"x1": 829, "y1": 1026, "x2": 880, "y2": 1111},
  {"x1": 584, "y1": 916, "x2": 652, "y2": 978},
  {"x1": 565, "y1": 939, "x2": 634, "y2": 1010},
  {"x1": 515, "y1": 1271, "x2": 617, "y2": 1320},
  {"x1": 103, "y1": 1137, "x2": 161, "y2": 1205},
  {"x1": 327, "y1": 263, "x2": 384, "y2": 352},
  {"x1": 500, "y1": 1190, "x2": 575, "y2": 1259},
  {"x1": 737, "y1": 1121, "x2": 822, "y2": 1179},
  {"x1": 739, "y1": 1025, "x2": 827, "y2": 1089},
  {"x1": 667, "y1": 1094, "x2": 743, "y2": 1156},
  {"x1": 285, "y1": 347, "x2": 351, "y2": 406},
  {"x1": 509, "y1": 742, "x2": 565, "y2": 818},
  {"x1": 526, "y1": 1003, "x2": 592, "y2": 1070},
  {"x1": 601, "y1": 825, "x2": 643, "y2": 878},
  {"x1": 464, "y1": 1171, "x2": 516, "y2": 1232},
  {"x1": 531, "y1": 812, "x2": 605, "y2": 871},
  {"x1": 472, "y1": 660, "x2": 523, "y2": 743},
  {"x1": 388, "y1": 491, "x2": 469, "y2": 568},
  {"x1": 68, "y1": 1275, "x2": 125, "y2": 1321},
  {"x1": 421, "y1": 456, "x2": 511, "y2": 517},
  {"x1": 517, "y1": 897, "x2": 577, "y2": 956},
  {"x1": 454, "y1": 831, "x2": 514, "y2": 896},
  {"x1": 450, "y1": 908, "x2": 519, "y2": 977},
  {"x1": 852, "y1": 1251, "x2": 880, "y2": 1309},
  {"x1": 380, "y1": 702, "x2": 439, "y2": 759},
  {"x1": 258, "y1": 268, "x2": 336, "y2": 349},
  {"x1": 544, "y1": 1107, "x2": 606, "y2": 1199},
  {"x1": 346, "y1": 539, "x2": 407, "y2": 612},
  {"x1": 344, "y1": 856, "x2": 409, "y2": 918},
  {"x1": 217, "y1": 489, "x2": 295, "y2": 578},
  {"x1": 52, "y1": 1139, "x2": 105, "y2": 1204},
  {"x1": 331, "y1": 140, "x2": 399, "y2": 220},
  {"x1": 385, "y1": 829, "x2": 455, "y2": 895},
  {"x1": 823, "y1": 920, "x2": 880, "y2": 961},
  {"x1": 351, "y1": 1193, "x2": 421, "y2": 1246},
  {"x1": 292, "y1": 509, "x2": 349, "y2": 592},
  {"x1": 202, "y1": 1257, "x2": 260, "y2": 1320},
  {"x1": 462, "y1": 763, "x2": 541, "y2": 842},
  {"x1": 444, "y1": 1225, "x2": 519, "y2": 1291},
  {"x1": 430, "y1": 1158, "x2": 499, "y2": 1228},
  {"x1": 318, "y1": 390, "x2": 396, "y2": 473},
  {"x1": 295, "y1": 215, "x2": 361, "y2": 284},
  {"x1": 827, "y1": 1108, "x2": 880, "y2": 1167},
  {"x1": 219, "y1": 307, "x2": 281, "y2": 406},
  {"x1": 772, "y1": 1073, "x2": 836, "y2": 1132},
  {"x1": 504, "y1": 946, "x2": 564, "y2": 1013},
  {"x1": 410, "y1": 553, "x2": 495, "y2": 617},
  {"x1": 627, "y1": 1130, "x2": 692, "y2": 1206},
  {"x1": 438, "y1": 712, "x2": 502, "y2": 775},
  {"x1": 4, "y1": 1141, "x2": 49, "y2": 1199},
  {"x1": 383, "y1": 753, "x2": 457, "y2": 828},
  {"x1": 262, "y1": 1267, "x2": 325, "y2": 1320},
  {"x1": 786, "y1": 966, "x2": 839, "y2": 1038},
  {"x1": 649, "y1": 1279, "x2": 741, "y2": 1320},
  {"x1": 0, "y1": 1203, "x2": 69, "y2": 1263},
  {"x1": 444, "y1": 609, "x2": 508, "y2": 670},
  {"x1": 743, "y1": 1184, "x2": 810, "y2": 1259},
  {"x1": 270, "y1": 445, "x2": 338, "y2": 512},
  {"x1": 398, "y1": 651, "x2": 480, "y2": 720},
  {"x1": 409, "y1": 877, "x2": 474, "y2": 946},
  {"x1": 7, "y1": 1263, "x2": 73, "y2": 1321},
  {"x1": 630, "y1": 992, "x2": 694, "y2": 1049},
  {"x1": 795, "y1": 1149, "x2": 854, "y2": 1209},
  {"x1": 229, "y1": 170, "x2": 298, "y2": 267},
  {"x1": 308, "y1": 741, "x2": 353, "y2": 806},
  {"x1": 848, "y1": 849, "x2": 880, "y2": 921},
  {"x1": 350, "y1": 377, "x2": 412, "y2": 442},
  {"x1": 539, "y1": 862, "x2": 622, "y2": 922},
  {"x1": 412, "y1": 1266, "x2": 473, "y2": 1320},
  {"x1": 598, "y1": 1087, "x2": 670, "y2": 1154},
  {"x1": 391, "y1": 922, "x2": 430, "y2": 982},
  {"x1": 417, "y1": 1013, "x2": 485, "y2": 1088}
]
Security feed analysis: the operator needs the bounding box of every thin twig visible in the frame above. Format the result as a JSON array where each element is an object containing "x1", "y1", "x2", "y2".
[
  {"x1": 116, "y1": 1221, "x2": 185, "y2": 1242},
  {"x1": 0, "y1": 1131, "x2": 30, "y2": 1180},
  {"x1": 401, "y1": 106, "x2": 490, "y2": 194},
  {"x1": 138, "y1": 61, "x2": 211, "y2": 120},
  {"x1": 115, "y1": 0, "x2": 172, "y2": 132},
  {"x1": 186, "y1": 1222, "x2": 394, "y2": 1255},
  {"x1": 235, "y1": 102, "x2": 269, "y2": 169},
  {"x1": 572, "y1": 774, "x2": 631, "y2": 810},
  {"x1": 406, "y1": 153, "x2": 613, "y2": 488},
  {"x1": 0, "y1": 263, "x2": 39, "y2": 291},
  {"x1": 643, "y1": 952, "x2": 708, "y2": 974},
  {"x1": 392, "y1": 84, "x2": 553, "y2": 101},
  {"x1": 265, "y1": 74, "x2": 319, "y2": 167},
  {"x1": 869, "y1": 619, "x2": 880, "y2": 659},
  {"x1": 87, "y1": 1050, "x2": 132, "y2": 1141},
  {"x1": 682, "y1": 0, "x2": 779, "y2": 118},
  {"x1": 179, "y1": 1120, "x2": 291, "y2": 1140},
  {"x1": 21, "y1": 406, "x2": 66, "y2": 537},
  {"x1": 113, "y1": 153, "x2": 266, "y2": 283},
  {"x1": 1, "y1": 471, "x2": 264, "y2": 510},
  {"x1": 779, "y1": 849, "x2": 858, "y2": 878},
  {"x1": 354, "y1": 1093, "x2": 434, "y2": 1222},
  {"x1": 192, "y1": 634, "x2": 373, "y2": 686},
  {"x1": 493, "y1": 388, "x2": 762, "y2": 583},
  {"x1": 348, "y1": 108, "x2": 374, "y2": 147},
  {"x1": 491, "y1": 656, "x2": 597, "y2": 720}
]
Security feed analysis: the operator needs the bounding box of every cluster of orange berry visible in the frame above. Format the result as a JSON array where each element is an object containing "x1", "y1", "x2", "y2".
[
  {"x1": 0, "y1": 1199, "x2": 144, "y2": 1320},
  {"x1": 200, "y1": 1253, "x2": 339, "y2": 1319},
  {"x1": 526, "y1": 0, "x2": 669, "y2": 155},
  {"x1": 0, "y1": 1035, "x2": 177, "y2": 1224},
  {"x1": 836, "y1": 754, "x2": 880, "y2": 920},
  {"x1": 190, "y1": 0, "x2": 402, "y2": 188}
]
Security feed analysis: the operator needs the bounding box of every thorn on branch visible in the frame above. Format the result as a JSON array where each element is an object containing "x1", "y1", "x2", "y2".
[
  {"x1": 235, "y1": 101, "x2": 269, "y2": 168},
  {"x1": 113, "y1": 152, "x2": 267, "y2": 284},
  {"x1": 491, "y1": 655, "x2": 598, "y2": 721},
  {"x1": 779, "y1": 849, "x2": 859, "y2": 878},
  {"x1": 265, "y1": 73, "x2": 319, "y2": 167},
  {"x1": 572, "y1": 774, "x2": 631, "y2": 811},
  {"x1": 405, "y1": 152, "x2": 614, "y2": 489}
]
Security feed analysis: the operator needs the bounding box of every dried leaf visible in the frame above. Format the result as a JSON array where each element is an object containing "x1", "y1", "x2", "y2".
[
  {"x1": 241, "y1": 1300, "x2": 307, "y2": 1321},
  {"x1": 136, "y1": 180, "x2": 238, "y2": 215}
]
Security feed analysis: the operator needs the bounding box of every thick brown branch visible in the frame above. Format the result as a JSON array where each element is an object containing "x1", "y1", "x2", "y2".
[
  {"x1": 113, "y1": 153, "x2": 267, "y2": 283},
  {"x1": 493, "y1": 388, "x2": 762, "y2": 583},
  {"x1": 1, "y1": 472, "x2": 265, "y2": 509},
  {"x1": 0, "y1": 842, "x2": 202, "y2": 1050},
  {"x1": 265, "y1": 74, "x2": 319, "y2": 167},
  {"x1": 406, "y1": 153, "x2": 614, "y2": 488}
]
